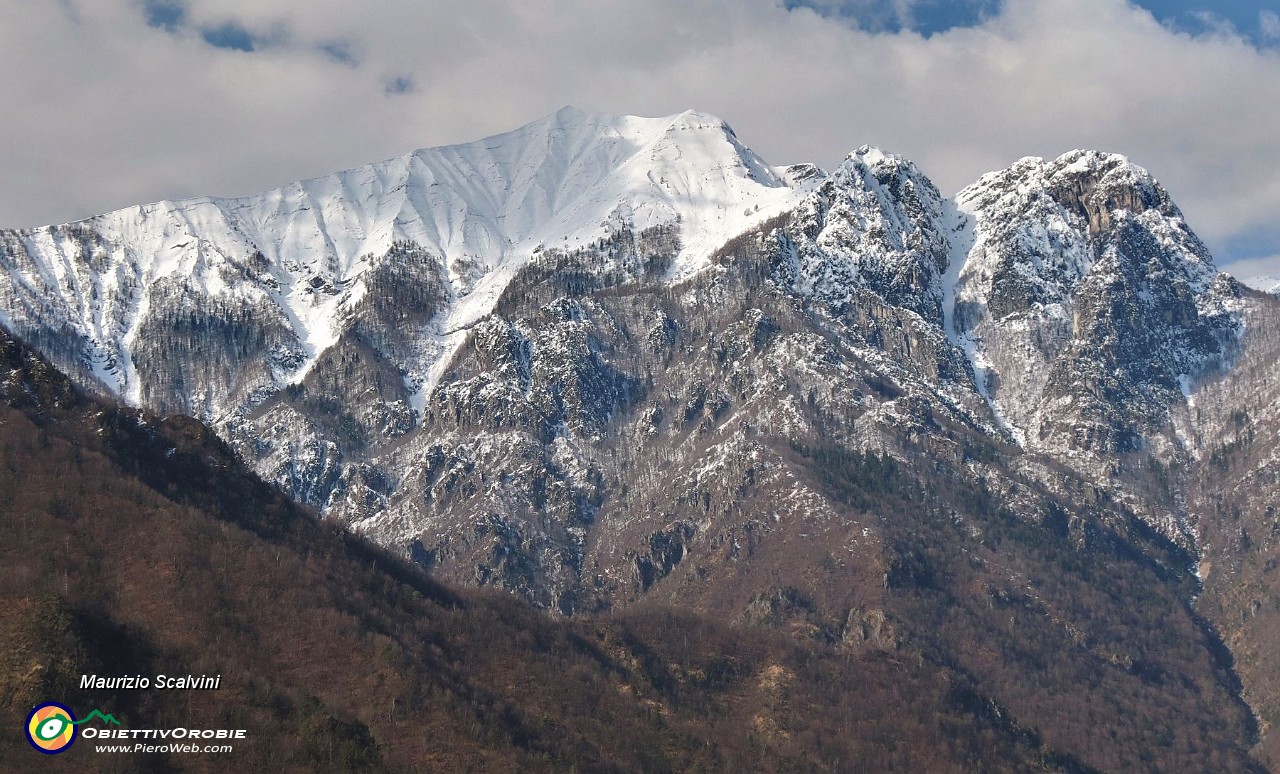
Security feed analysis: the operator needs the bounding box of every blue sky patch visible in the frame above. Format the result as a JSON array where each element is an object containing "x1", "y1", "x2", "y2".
[
  {"x1": 200, "y1": 22, "x2": 257, "y2": 52},
  {"x1": 1131, "y1": 0, "x2": 1280, "y2": 46},
  {"x1": 783, "y1": 0, "x2": 1002, "y2": 36},
  {"x1": 785, "y1": 0, "x2": 1278, "y2": 45},
  {"x1": 141, "y1": 0, "x2": 186, "y2": 33},
  {"x1": 137, "y1": 3, "x2": 283, "y2": 54}
]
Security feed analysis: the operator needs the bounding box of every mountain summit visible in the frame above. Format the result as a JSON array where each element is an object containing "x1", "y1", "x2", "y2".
[
  {"x1": 953, "y1": 150, "x2": 1241, "y2": 457},
  {"x1": 0, "y1": 108, "x2": 810, "y2": 416}
]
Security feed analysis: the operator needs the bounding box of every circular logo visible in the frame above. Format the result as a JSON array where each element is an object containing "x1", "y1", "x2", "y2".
[{"x1": 25, "y1": 702, "x2": 77, "y2": 755}]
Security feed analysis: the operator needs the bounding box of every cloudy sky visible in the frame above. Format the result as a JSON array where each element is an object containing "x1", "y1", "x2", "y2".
[{"x1": 2, "y1": 0, "x2": 1278, "y2": 278}]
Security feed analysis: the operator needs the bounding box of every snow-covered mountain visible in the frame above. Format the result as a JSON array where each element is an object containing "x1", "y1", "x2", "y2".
[
  {"x1": 6, "y1": 107, "x2": 1280, "y2": 768},
  {"x1": 953, "y1": 150, "x2": 1242, "y2": 458},
  {"x1": 1240, "y1": 275, "x2": 1280, "y2": 295},
  {"x1": 0, "y1": 107, "x2": 812, "y2": 420},
  {"x1": 0, "y1": 107, "x2": 1257, "y2": 551},
  {"x1": 0, "y1": 106, "x2": 1254, "y2": 536}
]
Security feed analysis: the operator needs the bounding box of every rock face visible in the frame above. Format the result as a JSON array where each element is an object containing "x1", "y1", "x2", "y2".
[
  {"x1": 954, "y1": 151, "x2": 1241, "y2": 455},
  {"x1": 784, "y1": 146, "x2": 952, "y2": 322},
  {"x1": 3, "y1": 110, "x2": 1280, "y2": 770}
]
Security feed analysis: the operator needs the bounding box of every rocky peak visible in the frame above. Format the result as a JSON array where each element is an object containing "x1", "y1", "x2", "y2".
[
  {"x1": 954, "y1": 149, "x2": 1241, "y2": 457},
  {"x1": 1041, "y1": 150, "x2": 1171, "y2": 236},
  {"x1": 783, "y1": 145, "x2": 951, "y2": 324}
]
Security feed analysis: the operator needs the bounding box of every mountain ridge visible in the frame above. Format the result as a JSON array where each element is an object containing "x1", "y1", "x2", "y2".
[
  {"x1": 0, "y1": 107, "x2": 1245, "y2": 546},
  {"x1": 0, "y1": 106, "x2": 1252, "y2": 567},
  {"x1": 4, "y1": 108, "x2": 1280, "y2": 769},
  {"x1": 0, "y1": 107, "x2": 812, "y2": 416}
]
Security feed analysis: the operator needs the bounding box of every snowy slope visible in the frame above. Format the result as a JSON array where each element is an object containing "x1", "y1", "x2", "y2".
[
  {"x1": 1239, "y1": 275, "x2": 1280, "y2": 295},
  {"x1": 0, "y1": 107, "x2": 811, "y2": 416}
]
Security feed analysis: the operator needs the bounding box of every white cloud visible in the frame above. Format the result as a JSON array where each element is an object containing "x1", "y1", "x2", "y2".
[
  {"x1": 1, "y1": 0, "x2": 1279, "y2": 274},
  {"x1": 1262, "y1": 10, "x2": 1280, "y2": 40},
  {"x1": 1187, "y1": 10, "x2": 1239, "y2": 38},
  {"x1": 1222, "y1": 254, "x2": 1280, "y2": 285}
]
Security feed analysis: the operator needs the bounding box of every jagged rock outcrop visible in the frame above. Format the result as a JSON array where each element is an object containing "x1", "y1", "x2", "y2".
[
  {"x1": 784, "y1": 146, "x2": 951, "y2": 322},
  {"x1": 954, "y1": 150, "x2": 1241, "y2": 457}
]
